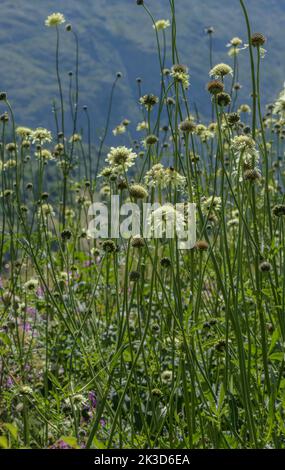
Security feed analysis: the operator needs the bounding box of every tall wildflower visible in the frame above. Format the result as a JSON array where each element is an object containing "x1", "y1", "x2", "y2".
[
  {"x1": 32, "y1": 128, "x2": 52, "y2": 144},
  {"x1": 153, "y1": 19, "x2": 170, "y2": 31},
  {"x1": 231, "y1": 135, "x2": 260, "y2": 181},
  {"x1": 209, "y1": 63, "x2": 233, "y2": 79},
  {"x1": 144, "y1": 164, "x2": 185, "y2": 190},
  {"x1": 273, "y1": 84, "x2": 285, "y2": 118},
  {"x1": 106, "y1": 146, "x2": 137, "y2": 171},
  {"x1": 231, "y1": 135, "x2": 259, "y2": 169},
  {"x1": 170, "y1": 64, "x2": 190, "y2": 89},
  {"x1": 45, "y1": 13, "x2": 65, "y2": 27}
]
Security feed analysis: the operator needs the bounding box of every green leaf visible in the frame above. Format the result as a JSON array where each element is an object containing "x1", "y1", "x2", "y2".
[
  {"x1": 269, "y1": 352, "x2": 284, "y2": 362},
  {"x1": 59, "y1": 436, "x2": 79, "y2": 449},
  {"x1": 92, "y1": 437, "x2": 106, "y2": 449},
  {"x1": 268, "y1": 329, "x2": 280, "y2": 354},
  {"x1": 0, "y1": 333, "x2": 12, "y2": 346},
  {"x1": 3, "y1": 423, "x2": 18, "y2": 441},
  {"x1": 0, "y1": 436, "x2": 9, "y2": 449}
]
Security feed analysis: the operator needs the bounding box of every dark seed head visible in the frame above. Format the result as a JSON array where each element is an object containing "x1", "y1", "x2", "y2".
[
  {"x1": 207, "y1": 80, "x2": 224, "y2": 95},
  {"x1": 102, "y1": 240, "x2": 116, "y2": 253},
  {"x1": 129, "y1": 270, "x2": 140, "y2": 282},
  {"x1": 145, "y1": 134, "x2": 158, "y2": 145},
  {"x1": 259, "y1": 261, "x2": 272, "y2": 273},
  {"x1": 227, "y1": 112, "x2": 240, "y2": 125},
  {"x1": 61, "y1": 229, "x2": 72, "y2": 241},
  {"x1": 251, "y1": 33, "x2": 266, "y2": 47},
  {"x1": 179, "y1": 119, "x2": 196, "y2": 133},
  {"x1": 272, "y1": 204, "x2": 285, "y2": 217},
  {"x1": 129, "y1": 184, "x2": 148, "y2": 199},
  {"x1": 205, "y1": 26, "x2": 214, "y2": 35},
  {"x1": 215, "y1": 340, "x2": 226, "y2": 352},
  {"x1": 160, "y1": 257, "x2": 171, "y2": 268},
  {"x1": 243, "y1": 168, "x2": 261, "y2": 181},
  {"x1": 131, "y1": 236, "x2": 145, "y2": 248},
  {"x1": 216, "y1": 92, "x2": 231, "y2": 107}
]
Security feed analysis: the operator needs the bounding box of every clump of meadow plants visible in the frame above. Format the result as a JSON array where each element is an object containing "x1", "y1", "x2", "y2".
[{"x1": 0, "y1": 0, "x2": 285, "y2": 450}]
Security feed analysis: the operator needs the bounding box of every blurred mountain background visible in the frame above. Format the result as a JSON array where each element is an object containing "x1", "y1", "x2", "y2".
[{"x1": 0, "y1": 0, "x2": 284, "y2": 143}]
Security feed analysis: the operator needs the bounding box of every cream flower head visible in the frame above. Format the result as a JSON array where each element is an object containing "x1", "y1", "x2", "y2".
[
  {"x1": 106, "y1": 146, "x2": 137, "y2": 170},
  {"x1": 153, "y1": 19, "x2": 171, "y2": 31},
  {"x1": 209, "y1": 63, "x2": 233, "y2": 78},
  {"x1": 45, "y1": 13, "x2": 65, "y2": 27}
]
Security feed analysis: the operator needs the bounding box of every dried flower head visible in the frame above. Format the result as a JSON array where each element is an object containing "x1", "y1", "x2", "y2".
[
  {"x1": 61, "y1": 229, "x2": 72, "y2": 241},
  {"x1": 207, "y1": 80, "x2": 224, "y2": 95},
  {"x1": 179, "y1": 119, "x2": 196, "y2": 133},
  {"x1": 227, "y1": 113, "x2": 240, "y2": 125},
  {"x1": 160, "y1": 257, "x2": 171, "y2": 268},
  {"x1": 129, "y1": 271, "x2": 141, "y2": 282},
  {"x1": 251, "y1": 33, "x2": 266, "y2": 47},
  {"x1": 272, "y1": 204, "x2": 285, "y2": 217},
  {"x1": 144, "y1": 134, "x2": 159, "y2": 146},
  {"x1": 131, "y1": 235, "x2": 145, "y2": 248},
  {"x1": 243, "y1": 168, "x2": 261, "y2": 181},
  {"x1": 216, "y1": 92, "x2": 231, "y2": 107},
  {"x1": 129, "y1": 184, "x2": 148, "y2": 199},
  {"x1": 102, "y1": 240, "x2": 116, "y2": 253}
]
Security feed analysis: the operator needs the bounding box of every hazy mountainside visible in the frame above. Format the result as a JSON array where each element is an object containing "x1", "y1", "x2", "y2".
[{"x1": 0, "y1": 0, "x2": 284, "y2": 141}]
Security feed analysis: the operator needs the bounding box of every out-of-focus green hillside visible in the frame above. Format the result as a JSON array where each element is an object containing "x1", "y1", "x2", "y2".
[{"x1": 0, "y1": 0, "x2": 284, "y2": 140}]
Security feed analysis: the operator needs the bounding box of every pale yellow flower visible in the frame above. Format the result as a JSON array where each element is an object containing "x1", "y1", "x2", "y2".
[
  {"x1": 209, "y1": 63, "x2": 233, "y2": 78},
  {"x1": 45, "y1": 13, "x2": 65, "y2": 27},
  {"x1": 153, "y1": 19, "x2": 170, "y2": 31}
]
